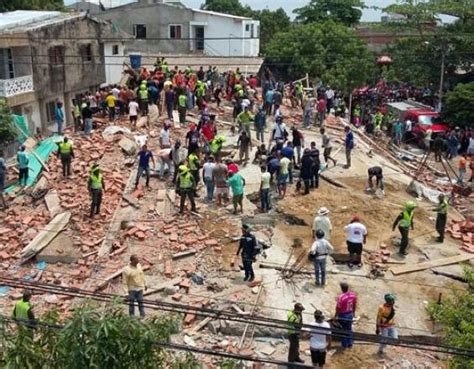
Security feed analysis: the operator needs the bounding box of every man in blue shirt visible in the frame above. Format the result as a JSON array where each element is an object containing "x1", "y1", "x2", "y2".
[
  {"x1": 55, "y1": 101, "x2": 65, "y2": 135},
  {"x1": 254, "y1": 106, "x2": 266, "y2": 143},
  {"x1": 344, "y1": 126, "x2": 354, "y2": 169},
  {"x1": 135, "y1": 144, "x2": 156, "y2": 189},
  {"x1": 264, "y1": 89, "x2": 274, "y2": 115},
  {"x1": 17, "y1": 145, "x2": 29, "y2": 186}
]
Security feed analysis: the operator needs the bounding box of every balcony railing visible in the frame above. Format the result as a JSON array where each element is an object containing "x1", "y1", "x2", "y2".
[{"x1": 0, "y1": 75, "x2": 34, "y2": 98}]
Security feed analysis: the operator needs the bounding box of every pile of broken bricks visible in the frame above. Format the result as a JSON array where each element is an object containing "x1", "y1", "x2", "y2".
[{"x1": 447, "y1": 218, "x2": 474, "y2": 253}]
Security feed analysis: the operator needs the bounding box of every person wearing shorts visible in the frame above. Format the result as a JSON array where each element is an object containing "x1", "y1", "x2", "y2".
[
  {"x1": 213, "y1": 157, "x2": 229, "y2": 206},
  {"x1": 278, "y1": 154, "x2": 290, "y2": 198},
  {"x1": 226, "y1": 171, "x2": 245, "y2": 214},
  {"x1": 344, "y1": 215, "x2": 367, "y2": 268},
  {"x1": 129, "y1": 99, "x2": 139, "y2": 127},
  {"x1": 308, "y1": 310, "x2": 331, "y2": 369}
]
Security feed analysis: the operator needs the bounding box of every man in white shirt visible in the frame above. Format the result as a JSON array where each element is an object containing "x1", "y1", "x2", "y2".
[
  {"x1": 202, "y1": 156, "x2": 216, "y2": 202},
  {"x1": 159, "y1": 123, "x2": 171, "y2": 148},
  {"x1": 157, "y1": 148, "x2": 173, "y2": 180},
  {"x1": 308, "y1": 310, "x2": 332, "y2": 368},
  {"x1": 312, "y1": 207, "x2": 332, "y2": 240},
  {"x1": 260, "y1": 165, "x2": 271, "y2": 212},
  {"x1": 344, "y1": 215, "x2": 368, "y2": 268},
  {"x1": 271, "y1": 116, "x2": 287, "y2": 143},
  {"x1": 112, "y1": 85, "x2": 120, "y2": 99},
  {"x1": 128, "y1": 99, "x2": 139, "y2": 126},
  {"x1": 278, "y1": 154, "x2": 291, "y2": 199},
  {"x1": 310, "y1": 230, "x2": 334, "y2": 287}
]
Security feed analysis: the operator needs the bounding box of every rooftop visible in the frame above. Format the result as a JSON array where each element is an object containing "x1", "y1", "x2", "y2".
[
  {"x1": 191, "y1": 8, "x2": 253, "y2": 21},
  {"x1": 0, "y1": 10, "x2": 82, "y2": 33}
]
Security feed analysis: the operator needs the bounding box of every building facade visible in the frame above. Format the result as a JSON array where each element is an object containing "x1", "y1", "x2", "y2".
[
  {"x1": 0, "y1": 11, "x2": 124, "y2": 133},
  {"x1": 96, "y1": 0, "x2": 260, "y2": 57}
]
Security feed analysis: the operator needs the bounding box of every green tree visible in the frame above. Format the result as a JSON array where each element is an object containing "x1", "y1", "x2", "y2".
[
  {"x1": 264, "y1": 21, "x2": 375, "y2": 91},
  {"x1": 294, "y1": 0, "x2": 365, "y2": 27},
  {"x1": 442, "y1": 83, "x2": 474, "y2": 128},
  {"x1": 200, "y1": 0, "x2": 253, "y2": 17},
  {"x1": 253, "y1": 8, "x2": 291, "y2": 54},
  {"x1": 0, "y1": 99, "x2": 17, "y2": 146},
  {"x1": 428, "y1": 267, "x2": 474, "y2": 368},
  {"x1": 0, "y1": 0, "x2": 64, "y2": 12},
  {"x1": 0, "y1": 302, "x2": 199, "y2": 369}
]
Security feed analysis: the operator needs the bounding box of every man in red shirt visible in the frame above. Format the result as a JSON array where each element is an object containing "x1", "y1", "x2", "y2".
[
  {"x1": 335, "y1": 282, "x2": 357, "y2": 348},
  {"x1": 317, "y1": 98, "x2": 327, "y2": 126},
  {"x1": 248, "y1": 75, "x2": 258, "y2": 89}
]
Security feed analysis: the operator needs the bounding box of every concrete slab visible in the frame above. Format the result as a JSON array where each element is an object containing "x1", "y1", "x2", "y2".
[
  {"x1": 37, "y1": 233, "x2": 79, "y2": 264},
  {"x1": 118, "y1": 137, "x2": 137, "y2": 155},
  {"x1": 44, "y1": 190, "x2": 62, "y2": 217}
]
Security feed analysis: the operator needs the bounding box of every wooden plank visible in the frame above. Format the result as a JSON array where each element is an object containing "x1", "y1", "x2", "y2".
[
  {"x1": 188, "y1": 304, "x2": 230, "y2": 335},
  {"x1": 20, "y1": 212, "x2": 71, "y2": 262},
  {"x1": 142, "y1": 277, "x2": 182, "y2": 297},
  {"x1": 172, "y1": 250, "x2": 197, "y2": 260},
  {"x1": 391, "y1": 254, "x2": 474, "y2": 275}
]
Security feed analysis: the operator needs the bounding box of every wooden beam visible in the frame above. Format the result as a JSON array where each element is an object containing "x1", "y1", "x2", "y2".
[
  {"x1": 391, "y1": 254, "x2": 474, "y2": 275},
  {"x1": 142, "y1": 277, "x2": 182, "y2": 297}
]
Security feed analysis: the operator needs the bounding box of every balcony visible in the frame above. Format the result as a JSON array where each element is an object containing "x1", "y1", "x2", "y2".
[{"x1": 0, "y1": 75, "x2": 34, "y2": 98}]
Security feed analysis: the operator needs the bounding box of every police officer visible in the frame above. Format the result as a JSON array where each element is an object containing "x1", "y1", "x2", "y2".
[
  {"x1": 367, "y1": 166, "x2": 384, "y2": 194},
  {"x1": 187, "y1": 149, "x2": 200, "y2": 196},
  {"x1": 178, "y1": 91, "x2": 187, "y2": 124},
  {"x1": 176, "y1": 165, "x2": 196, "y2": 214},
  {"x1": 236, "y1": 224, "x2": 257, "y2": 282},
  {"x1": 392, "y1": 201, "x2": 416, "y2": 256},
  {"x1": 88, "y1": 164, "x2": 105, "y2": 218},
  {"x1": 287, "y1": 303, "x2": 305, "y2": 365},
  {"x1": 57, "y1": 137, "x2": 74, "y2": 178},
  {"x1": 434, "y1": 194, "x2": 448, "y2": 243},
  {"x1": 138, "y1": 82, "x2": 149, "y2": 116},
  {"x1": 13, "y1": 289, "x2": 36, "y2": 329}
]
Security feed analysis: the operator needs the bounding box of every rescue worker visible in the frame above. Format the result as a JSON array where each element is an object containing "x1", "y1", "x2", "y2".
[
  {"x1": 376, "y1": 294, "x2": 398, "y2": 355},
  {"x1": 187, "y1": 149, "x2": 200, "y2": 196},
  {"x1": 12, "y1": 289, "x2": 36, "y2": 329},
  {"x1": 287, "y1": 303, "x2": 305, "y2": 365},
  {"x1": 57, "y1": 137, "x2": 74, "y2": 178},
  {"x1": 138, "y1": 82, "x2": 149, "y2": 115},
  {"x1": 392, "y1": 201, "x2": 416, "y2": 256},
  {"x1": 210, "y1": 135, "x2": 225, "y2": 158},
  {"x1": 178, "y1": 91, "x2": 187, "y2": 124},
  {"x1": 236, "y1": 224, "x2": 257, "y2": 282},
  {"x1": 88, "y1": 164, "x2": 105, "y2": 218},
  {"x1": 367, "y1": 166, "x2": 384, "y2": 194},
  {"x1": 175, "y1": 165, "x2": 196, "y2": 214},
  {"x1": 374, "y1": 111, "x2": 383, "y2": 135},
  {"x1": 433, "y1": 194, "x2": 448, "y2": 243}
]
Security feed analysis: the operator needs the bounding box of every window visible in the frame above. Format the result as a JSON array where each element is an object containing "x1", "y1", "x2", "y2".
[
  {"x1": 133, "y1": 24, "x2": 147, "y2": 39},
  {"x1": 245, "y1": 24, "x2": 250, "y2": 32},
  {"x1": 169, "y1": 24, "x2": 182, "y2": 39},
  {"x1": 250, "y1": 24, "x2": 254, "y2": 38},
  {"x1": 80, "y1": 43, "x2": 92, "y2": 62},
  {"x1": 112, "y1": 44, "x2": 119, "y2": 55},
  {"x1": 48, "y1": 46, "x2": 65, "y2": 65},
  {"x1": 46, "y1": 101, "x2": 56, "y2": 123}
]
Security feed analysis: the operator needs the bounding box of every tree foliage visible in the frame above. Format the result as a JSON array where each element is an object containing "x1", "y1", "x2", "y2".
[
  {"x1": 0, "y1": 99, "x2": 17, "y2": 146},
  {"x1": 265, "y1": 21, "x2": 374, "y2": 91},
  {"x1": 442, "y1": 83, "x2": 474, "y2": 128},
  {"x1": 0, "y1": 0, "x2": 64, "y2": 12},
  {"x1": 428, "y1": 267, "x2": 474, "y2": 368},
  {"x1": 0, "y1": 302, "x2": 199, "y2": 369},
  {"x1": 200, "y1": 0, "x2": 253, "y2": 17},
  {"x1": 294, "y1": 0, "x2": 365, "y2": 27}
]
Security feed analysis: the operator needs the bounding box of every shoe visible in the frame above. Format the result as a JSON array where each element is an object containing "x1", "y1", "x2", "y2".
[
  {"x1": 248, "y1": 276, "x2": 255, "y2": 282},
  {"x1": 243, "y1": 276, "x2": 249, "y2": 282},
  {"x1": 399, "y1": 251, "x2": 408, "y2": 256},
  {"x1": 357, "y1": 263, "x2": 363, "y2": 268},
  {"x1": 348, "y1": 263, "x2": 353, "y2": 269},
  {"x1": 295, "y1": 358, "x2": 305, "y2": 363},
  {"x1": 436, "y1": 237, "x2": 443, "y2": 243}
]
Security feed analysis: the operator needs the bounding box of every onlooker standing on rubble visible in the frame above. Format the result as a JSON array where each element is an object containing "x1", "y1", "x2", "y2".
[
  {"x1": 312, "y1": 207, "x2": 332, "y2": 240},
  {"x1": 57, "y1": 137, "x2": 74, "y2": 179},
  {"x1": 292, "y1": 127, "x2": 304, "y2": 164},
  {"x1": 344, "y1": 215, "x2": 367, "y2": 268},
  {"x1": 271, "y1": 115, "x2": 288, "y2": 143},
  {"x1": 82, "y1": 101, "x2": 93, "y2": 135},
  {"x1": 135, "y1": 144, "x2": 155, "y2": 189},
  {"x1": 392, "y1": 201, "x2": 416, "y2": 256},
  {"x1": 226, "y1": 171, "x2": 245, "y2": 214},
  {"x1": 55, "y1": 101, "x2": 65, "y2": 135},
  {"x1": 105, "y1": 92, "x2": 116, "y2": 122},
  {"x1": 178, "y1": 91, "x2": 187, "y2": 124},
  {"x1": 236, "y1": 224, "x2": 257, "y2": 281},
  {"x1": 300, "y1": 148, "x2": 314, "y2": 195},
  {"x1": 458, "y1": 153, "x2": 467, "y2": 185},
  {"x1": 310, "y1": 230, "x2": 334, "y2": 287},
  {"x1": 17, "y1": 145, "x2": 29, "y2": 187},
  {"x1": 176, "y1": 164, "x2": 197, "y2": 214},
  {"x1": 309, "y1": 142, "x2": 320, "y2": 189},
  {"x1": 157, "y1": 148, "x2": 173, "y2": 180},
  {"x1": 123, "y1": 255, "x2": 147, "y2": 318},
  {"x1": 376, "y1": 294, "x2": 397, "y2": 355},
  {"x1": 320, "y1": 128, "x2": 337, "y2": 167},
  {"x1": 202, "y1": 156, "x2": 216, "y2": 202},
  {"x1": 213, "y1": 156, "x2": 229, "y2": 206},
  {"x1": 237, "y1": 130, "x2": 252, "y2": 164},
  {"x1": 259, "y1": 165, "x2": 271, "y2": 212},
  {"x1": 254, "y1": 105, "x2": 266, "y2": 143},
  {"x1": 317, "y1": 96, "x2": 326, "y2": 126},
  {"x1": 287, "y1": 303, "x2": 305, "y2": 365},
  {"x1": 433, "y1": 194, "x2": 448, "y2": 243},
  {"x1": 159, "y1": 123, "x2": 171, "y2": 149},
  {"x1": 0, "y1": 150, "x2": 6, "y2": 208},
  {"x1": 278, "y1": 152, "x2": 290, "y2": 199},
  {"x1": 128, "y1": 98, "x2": 139, "y2": 128},
  {"x1": 88, "y1": 164, "x2": 105, "y2": 218},
  {"x1": 335, "y1": 282, "x2": 357, "y2": 349},
  {"x1": 171, "y1": 140, "x2": 187, "y2": 184},
  {"x1": 308, "y1": 310, "x2": 332, "y2": 369},
  {"x1": 344, "y1": 126, "x2": 354, "y2": 169}
]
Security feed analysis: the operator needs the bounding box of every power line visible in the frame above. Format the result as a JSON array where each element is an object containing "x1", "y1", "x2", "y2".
[{"x1": 1, "y1": 275, "x2": 473, "y2": 357}]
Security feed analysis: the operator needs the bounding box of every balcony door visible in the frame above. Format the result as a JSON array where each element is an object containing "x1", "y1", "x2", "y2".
[
  {"x1": 195, "y1": 26, "x2": 205, "y2": 51},
  {"x1": 0, "y1": 48, "x2": 15, "y2": 79}
]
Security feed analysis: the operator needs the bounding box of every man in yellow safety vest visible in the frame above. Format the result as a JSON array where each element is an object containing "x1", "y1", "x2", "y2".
[
  {"x1": 13, "y1": 289, "x2": 36, "y2": 329},
  {"x1": 287, "y1": 302, "x2": 305, "y2": 365},
  {"x1": 175, "y1": 165, "x2": 196, "y2": 214},
  {"x1": 392, "y1": 201, "x2": 416, "y2": 256},
  {"x1": 57, "y1": 137, "x2": 75, "y2": 178},
  {"x1": 88, "y1": 164, "x2": 105, "y2": 218},
  {"x1": 178, "y1": 91, "x2": 187, "y2": 124}
]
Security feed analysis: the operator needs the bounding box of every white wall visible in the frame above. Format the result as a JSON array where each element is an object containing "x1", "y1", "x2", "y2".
[
  {"x1": 191, "y1": 12, "x2": 260, "y2": 57},
  {"x1": 104, "y1": 42, "x2": 126, "y2": 85}
]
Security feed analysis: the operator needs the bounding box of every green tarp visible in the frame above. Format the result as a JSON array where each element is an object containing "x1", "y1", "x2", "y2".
[{"x1": 13, "y1": 114, "x2": 30, "y2": 143}]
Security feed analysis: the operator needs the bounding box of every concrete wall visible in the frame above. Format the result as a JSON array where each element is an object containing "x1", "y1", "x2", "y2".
[
  {"x1": 241, "y1": 20, "x2": 260, "y2": 57},
  {"x1": 104, "y1": 42, "x2": 126, "y2": 85},
  {"x1": 97, "y1": 4, "x2": 193, "y2": 54}
]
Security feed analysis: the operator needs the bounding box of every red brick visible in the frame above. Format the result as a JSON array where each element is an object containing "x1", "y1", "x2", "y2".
[
  {"x1": 247, "y1": 279, "x2": 262, "y2": 288},
  {"x1": 205, "y1": 239, "x2": 218, "y2": 247},
  {"x1": 135, "y1": 231, "x2": 146, "y2": 240},
  {"x1": 171, "y1": 293, "x2": 182, "y2": 301},
  {"x1": 164, "y1": 261, "x2": 173, "y2": 277},
  {"x1": 0, "y1": 251, "x2": 10, "y2": 260},
  {"x1": 184, "y1": 313, "x2": 196, "y2": 325},
  {"x1": 179, "y1": 279, "x2": 191, "y2": 289},
  {"x1": 169, "y1": 233, "x2": 178, "y2": 242}
]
